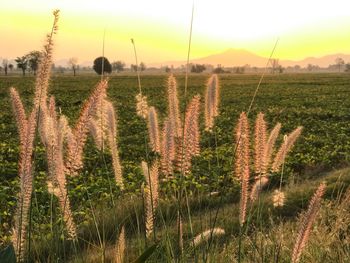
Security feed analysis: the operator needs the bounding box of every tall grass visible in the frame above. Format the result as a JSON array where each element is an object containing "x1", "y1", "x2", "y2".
[{"x1": 3, "y1": 8, "x2": 349, "y2": 263}]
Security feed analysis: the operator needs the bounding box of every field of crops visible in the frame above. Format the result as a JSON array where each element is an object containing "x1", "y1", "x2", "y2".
[{"x1": 1, "y1": 73, "x2": 350, "y2": 261}]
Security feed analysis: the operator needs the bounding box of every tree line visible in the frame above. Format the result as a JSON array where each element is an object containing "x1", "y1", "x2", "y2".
[{"x1": 2, "y1": 52, "x2": 350, "y2": 76}]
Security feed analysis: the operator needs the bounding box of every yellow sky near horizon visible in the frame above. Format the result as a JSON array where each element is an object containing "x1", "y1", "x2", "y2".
[{"x1": 1, "y1": 0, "x2": 350, "y2": 65}]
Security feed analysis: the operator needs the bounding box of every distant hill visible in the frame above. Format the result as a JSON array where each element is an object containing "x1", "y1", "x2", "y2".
[
  {"x1": 52, "y1": 49, "x2": 350, "y2": 69},
  {"x1": 281, "y1": 54, "x2": 350, "y2": 67},
  {"x1": 148, "y1": 49, "x2": 350, "y2": 68}
]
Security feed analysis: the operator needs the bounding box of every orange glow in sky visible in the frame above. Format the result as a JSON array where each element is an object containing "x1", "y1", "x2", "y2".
[{"x1": 1, "y1": 0, "x2": 350, "y2": 65}]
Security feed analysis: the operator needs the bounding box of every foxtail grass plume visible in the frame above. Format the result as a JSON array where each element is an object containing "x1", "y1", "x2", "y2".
[
  {"x1": 234, "y1": 112, "x2": 250, "y2": 225},
  {"x1": 204, "y1": 74, "x2": 220, "y2": 132},
  {"x1": 89, "y1": 98, "x2": 124, "y2": 189},
  {"x1": 89, "y1": 119, "x2": 103, "y2": 149},
  {"x1": 10, "y1": 10, "x2": 60, "y2": 261},
  {"x1": 10, "y1": 109, "x2": 37, "y2": 261},
  {"x1": 254, "y1": 112, "x2": 267, "y2": 174},
  {"x1": 9, "y1": 88, "x2": 27, "y2": 147},
  {"x1": 176, "y1": 95, "x2": 201, "y2": 174},
  {"x1": 89, "y1": 98, "x2": 123, "y2": 188},
  {"x1": 141, "y1": 161, "x2": 159, "y2": 238},
  {"x1": 250, "y1": 176, "x2": 269, "y2": 202},
  {"x1": 160, "y1": 118, "x2": 176, "y2": 176},
  {"x1": 271, "y1": 126, "x2": 303, "y2": 172},
  {"x1": 33, "y1": 10, "x2": 59, "y2": 109},
  {"x1": 114, "y1": 226, "x2": 126, "y2": 263},
  {"x1": 39, "y1": 105, "x2": 77, "y2": 239},
  {"x1": 272, "y1": 190, "x2": 285, "y2": 207},
  {"x1": 65, "y1": 79, "x2": 109, "y2": 176},
  {"x1": 105, "y1": 101, "x2": 123, "y2": 188},
  {"x1": 136, "y1": 93, "x2": 149, "y2": 119},
  {"x1": 177, "y1": 211, "x2": 183, "y2": 254},
  {"x1": 262, "y1": 122, "x2": 282, "y2": 172},
  {"x1": 291, "y1": 182, "x2": 326, "y2": 263},
  {"x1": 147, "y1": 107, "x2": 161, "y2": 153},
  {"x1": 167, "y1": 74, "x2": 182, "y2": 137},
  {"x1": 193, "y1": 228, "x2": 225, "y2": 247}
]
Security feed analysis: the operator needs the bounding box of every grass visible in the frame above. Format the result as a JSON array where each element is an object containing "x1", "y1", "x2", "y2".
[
  {"x1": 61, "y1": 167, "x2": 350, "y2": 262},
  {"x1": 1, "y1": 73, "x2": 350, "y2": 262}
]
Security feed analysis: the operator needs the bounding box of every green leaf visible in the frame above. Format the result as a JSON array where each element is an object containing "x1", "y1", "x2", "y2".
[
  {"x1": 0, "y1": 244, "x2": 17, "y2": 263},
  {"x1": 131, "y1": 243, "x2": 158, "y2": 263}
]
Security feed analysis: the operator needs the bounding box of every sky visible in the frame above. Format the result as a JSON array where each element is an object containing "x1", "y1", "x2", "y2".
[{"x1": 1, "y1": 0, "x2": 350, "y2": 66}]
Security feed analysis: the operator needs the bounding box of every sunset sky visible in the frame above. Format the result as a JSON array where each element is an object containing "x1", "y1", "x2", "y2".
[{"x1": 1, "y1": 0, "x2": 350, "y2": 66}]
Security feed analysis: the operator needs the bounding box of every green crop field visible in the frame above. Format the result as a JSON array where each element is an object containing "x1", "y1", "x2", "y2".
[{"x1": 1, "y1": 73, "x2": 350, "y2": 262}]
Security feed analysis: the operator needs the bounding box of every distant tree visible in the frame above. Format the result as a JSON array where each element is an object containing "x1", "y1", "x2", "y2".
[
  {"x1": 307, "y1": 64, "x2": 320, "y2": 72},
  {"x1": 235, "y1": 67, "x2": 245, "y2": 74},
  {"x1": 8, "y1": 64, "x2": 14, "y2": 71},
  {"x1": 131, "y1": 64, "x2": 138, "y2": 72},
  {"x1": 191, "y1": 64, "x2": 206, "y2": 73},
  {"x1": 15, "y1": 56, "x2": 29, "y2": 76},
  {"x1": 57, "y1": 66, "x2": 65, "y2": 74},
  {"x1": 2, "y1": 59, "x2": 8, "y2": 75},
  {"x1": 335, "y1": 57, "x2": 345, "y2": 72},
  {"x1": 68, "y1": 57, "x2": 79, "y2": 76},
  {"x1": 345, "y1": 63, "x2": 350, "y2": 72},
  {"x1": 307, "y1": 64, "x2": 313, "y2": 72},
  {"x1": 278, "y1": 65, "x2": 284, "y2": 74},
  {"x1": 140, "y1": 62, "x2": 146, "y2": 71},
  {"x1": 270, "y1": 59, "x2": 279, "y2": 74},
  {"x1": 111, "y1": 61, "x2": 125, "y2": 73},
  {"x1": 164, "y1": 66, "x2": 171, "y2": 73},
  {"x1": 213, "y1": 64, "x2": 225, "y2": 74},
  {"x1": 294, "y1": 65, "x2": 301, "y2": 72},
  {"x1": 93, "y1": 56, "x2": 112, "y2": 75},
  {"x1": 27, "y1": 51, "x2": 42, "y2": 75}
]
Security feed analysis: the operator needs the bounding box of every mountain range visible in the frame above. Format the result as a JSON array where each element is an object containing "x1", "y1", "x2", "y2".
[
  {"x1": 53, "y1": 48, "x2": 350, "y2": 68},
  {"x1": 148, "y1": 48, "x2": 350, "y2": 68}
]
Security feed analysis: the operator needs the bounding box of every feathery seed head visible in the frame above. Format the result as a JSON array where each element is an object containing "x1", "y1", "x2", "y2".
[
  {"x1": 147, "y1": 106, "x2": 161, "y2": 153},
  {"x1": 193, "y1": 228, "x2": 225, "y2": 247},
  {"x1": 167, "y1": 74, "x2": 182, "y2": 137},
  {"x1": 115, "y1": 226, "x2": 126, "y2": 263},
  {"x1": 234, "y1": 112, "x2": 250, "y2": 226},
  {"x1": 272, "y1": 126, "x2": 303, "y2": 172},
  {"x1": 136, "y1": 93, "x2": 149, "y2": 119},
  {"x1": 291, "y1": 182, "x2": 326, "y2": 263},
  {"x1": 250, "y1": 176, "x2": 269, "y2": 202},
  {"x1": 160, "y1": 118, "x2": 175, "y2": 176},
  {"x1": 204, "y1": 74, "x2": 220, "y2": 132},
  {"x1": 254, "y1": 112, "x2": 267, "y2": 174},
  {"x1": 176, "y1": 95, "x2": 201, "y2": 174},
  {"x1": 272, "y1": 190, "x2": 285, "y2": 207},
  {"x1": 263, "y1": 122, "x2": 282, "y2": 172}
]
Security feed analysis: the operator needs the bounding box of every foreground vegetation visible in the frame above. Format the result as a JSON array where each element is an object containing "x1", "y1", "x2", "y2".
[
  {"x1": 1, "y1": 72, "x2": 350, "y2": 262},
  {"x1": 1, "y1": 11, "x2": 350, "y2": 263}
]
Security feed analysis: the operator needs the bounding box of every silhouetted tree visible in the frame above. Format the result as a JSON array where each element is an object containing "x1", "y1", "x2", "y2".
[
  {"x1": 131, "y1": 64, "x2": 138, "y2": 72},
  {"x1": 335, "y1": 57, "x2": 345, "y2": 72},
  {"x1": 93, "y1": 56, "x2": 112, "y2": 75},
  {"x1": 2, "y1": 59, "x2": 8, "y2": 75},
  {"x1": 8, "y1": 64, "x2": 14, "y2": 71},
  {"x1": 191, "y1": 64, "x2": 206, "y2": 73},
  {"x1": 270, "y1": 59, "x2": 279, "y2": 74},
  {"x1": 345, "y1": 63, "x2": 350, "y2": 72},
  {"x1": 164, "y1": 66, "x2": 171, "y2": 73},
  {"x1": 27, "y1": 51, "x2": 42, "y2": 75},
  {"x1": 111, "y1": 61, "x2": 125, "y2": 73},
  {"x1": 68, "y1": 57, "x2": 79, "y2": 76},
  {"x1": 140, "y1": 62, "x2": 146, "y2": 71},
  {"x1": 15, "y1": 56, "x2": 29, "y2": 76},
  {"x1": 235, "y1": 67, "x2": 245, "y2": 74},
  {"x1": 213, "y1": 64, "x2": 225, "y2": 74}
]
